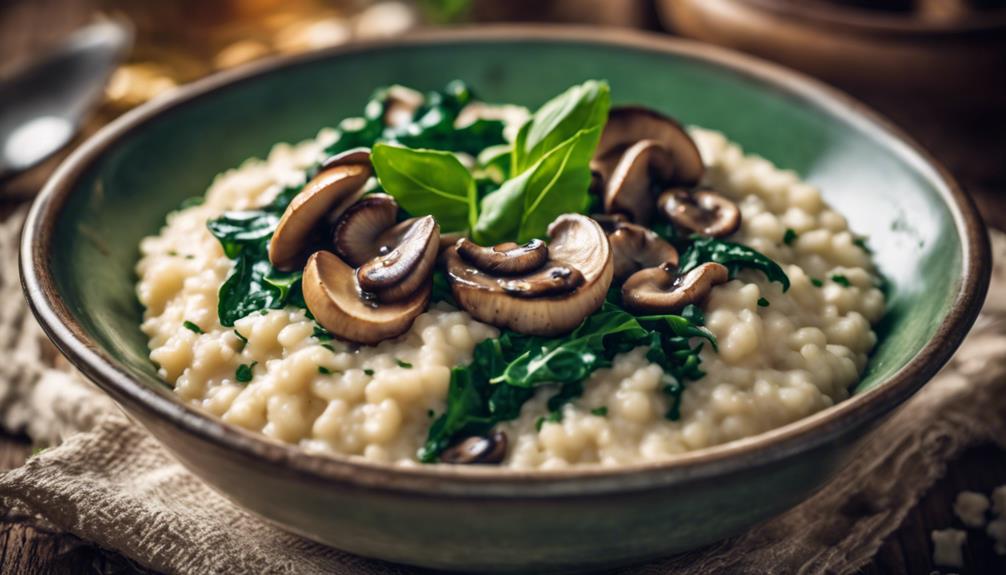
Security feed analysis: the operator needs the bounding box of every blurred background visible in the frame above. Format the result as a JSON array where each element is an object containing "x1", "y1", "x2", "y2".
[{"x1": 1, "y1": 0, "x2": 1003, "y2": 227}]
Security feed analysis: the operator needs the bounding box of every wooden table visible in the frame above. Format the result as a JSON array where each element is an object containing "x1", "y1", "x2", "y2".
[{"x1": 2, "y1": 0, "x2": 1005, "y2": 573}]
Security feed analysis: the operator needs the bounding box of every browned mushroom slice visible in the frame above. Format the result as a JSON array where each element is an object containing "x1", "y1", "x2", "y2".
[
  {"x1": 658, "y1": 188, "x2": 741, "y2": 238},
  {"x1": 456, "y1": 238, "x2": 548, "y2": 275},
  {"x1": 596, "y1": 106, "x2": 705, "y2": 188},
  {"x1": 357, "y1": 216, "x2": 440, "y2": 303},
  {"x1": 601, "y1": 140, "x2": 677, "y2": 225},
  {"x1": 302, "y1": 250, "x2": 430, "y2": 345},
  {"x1": 318, "y1": 147, "x2": 372, "y2": 172},
  {"x1": 439, "y1": 431, "x2": 508, "y2": 465},
  {"x1": 332, "y1": 193, "x2": 399, "y2": 266},
  {"x1": 594, "y1": 218, "x2": 679, "y2": 281},
  {"x1": 383, "y1": 85, "x2": 424, "y2": 129},
  {"x1": 268, "y1": 163, "x2": 371, "y2": 271},
  {"x1": 445, "y1": 214, "x2": 613, "y2": 336},
  {"x1": 622, "y1": 262, "x2": 729, "y2": 314}
]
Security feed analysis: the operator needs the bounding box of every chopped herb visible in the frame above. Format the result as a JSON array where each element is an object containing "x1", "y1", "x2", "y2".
[
  {"x1": 783, "y1": 228, "x2": 798, "y2": 245},
  {"x1": 590, "y1": 406, "x2": 608, "y2": 417},
  {"x1": 320, "y1": 343, "x2": 335, "y2": 352},
  {"x1": 185, "y1": 254, "x2": 195, "y2": 260},
  {"x1": 235, "y1": 362, "x2": 257, "y2": 383},
  {"x1": 535, "y1": 411, "x2": 562, "y2": 431},
  {"x1": 364, "y1": 369, "x2": 375, "y2": 376},
  {"x1": 318, "y1": 366, "x2": 334, "y2": 375},
  {"x1": 831, "y1": 274, "x2": 851, "y2": 287},
  {"x1": 183, "y1": 321, "x2": 204, "y2": 334},
  {"x1": 852, "y1": 237, "x2": 872, "y2": 254},
  {"x1": 427, "y1": 409, "x2": 435, "y2": 418},
  {"x1": 179, "y1": 196, "x2": 205, "y2": 209},
  {"x1": 396, "y1": 359, "x2": 413, "y2": 369},
  {"x1": 811, "y1": 278, "x2": 824, "y2": 287},
  {"x1": 312, "y1": 325, "x2": 334, "y2": 341},
  {"x1": 234, "y1": 330, "x2": 248, "y2": 344},
  {"x1": 31, "y1": 446, "x2": 47, "y2": 457},
  {"x1": 167, "y1": 250, "x2": 178, "y2": 256},
  {"x1": 757, "y1": 297, "x2": 770, "y2": 307}
]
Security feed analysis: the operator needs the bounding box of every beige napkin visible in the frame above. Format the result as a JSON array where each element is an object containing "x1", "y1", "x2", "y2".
[{"x1": 2, "y1": 207, "x2": 1005, "y2": 575}]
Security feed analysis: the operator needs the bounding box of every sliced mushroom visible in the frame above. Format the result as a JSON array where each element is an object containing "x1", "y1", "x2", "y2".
[
  {"x1": 456, "y1": 238, "x2": 548, "y2": 275},
  {"x1": 357, "y1": 216, "x2": 440, "y2": 303},
  {"x1": 319, "y1": 147, "x2": 372, "y2": 172},
  {"x1": 622, "y1": 262, "x2": 729, "y2": 314},
  {"x1": 302, "y1": 250, "x2": 430, "y2": 345},
  {"x1": 383, "y1": 85, "x2": 424, "y2": 129},
  {"x1": 439, "y1": 431, "x2": 508, "y2": 465},
  {"x1": 594, "y1": 217, "x2": 679, "y2": 281},
  {"x1": 332, "y1": 194, "x2": 399, "y2": 266},
  {"x1": 596, "y1": 106, "x2": 704, "y2": 188},
  {"x1": 658, "y1": 188, "x2": 741, "y2": 238},
  {"x1": 269, "y1": 163, "x2": 371, "y2": 271},
  {"x1": 445, "y1": 214, "x2": 613, "y2": 336},
  {"x1": 602, "y1": 139, "x2": 676, "y2": 225}
]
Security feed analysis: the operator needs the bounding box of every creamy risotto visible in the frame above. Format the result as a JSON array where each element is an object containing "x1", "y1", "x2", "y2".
[{"x1": 136, "y1": 81, "x2": 883, "y2": 469}]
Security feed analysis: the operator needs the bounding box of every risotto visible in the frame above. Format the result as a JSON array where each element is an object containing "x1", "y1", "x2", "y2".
[{"x1": 136, "y1": 80, "x2": 883, "y2": 468}]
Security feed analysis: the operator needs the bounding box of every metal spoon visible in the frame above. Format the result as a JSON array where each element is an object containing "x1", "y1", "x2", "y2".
[{"x1": 0, "y1": 20, "x2": 132, "y2": 181}]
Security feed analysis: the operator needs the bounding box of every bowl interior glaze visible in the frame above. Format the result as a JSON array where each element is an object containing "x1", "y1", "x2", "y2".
[{"x1": 46, "y1": 32, "x2": 968, "y2": 402}]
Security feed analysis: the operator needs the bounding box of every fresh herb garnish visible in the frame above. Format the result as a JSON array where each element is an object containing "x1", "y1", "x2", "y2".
[
  {"x1": 853, "y1": 236, "x2": 872, "y2": 254},
  {"x1": 235, "y1": 362, "x2": 257, "y2": 383},
  {"x1": 364, "y1": 369, "x2": 375, "y2": 376},
  {"x1": 590, "y1": 406, "x2": 608, "y2": 417},
  {"x1": 783, "y1": 228, "x2": 798, "y2": 245},
  {"x1": 679, "y1": 236, "x2": 790, "y2": 291},
  {"x1": 179, "y1": 196, "x2": 205, "y2": 209},
  {"x1": 811, "y1": 278, "x2": 824, "y2": 287},
  {"x1": 312, "y1": 325, "x2": 333, "y2": 341},
  {"x1": 757, "y1": 297, "x2": 770, "y2": 307},
  {"x1": 320, "y1": 343, "x2": 335, "y2": 352},
  {"x1": 831, "y1": 274, "x2": 851, "y2": 287},
  {"x1": 680, "y1": 304, "x2": 705, "y2": 326},
  {"x1": 183, "y1": 321, "x2": 204, "y2": 334},
  {"x1": 396, "y1": 359, "x2": 413, "y2": 369}
]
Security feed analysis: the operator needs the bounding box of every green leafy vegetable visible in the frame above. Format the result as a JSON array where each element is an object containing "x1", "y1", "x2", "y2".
[
  {"x1": 757, "y1": 297, "x2": 770, "y2": 307},
  {"x1": 680, "y1": 236, "x2": 790, "y2": 291},
  {"x1": 831, "y1": 274, "x2": 851, "y2": 287},
  {"x1": 474, "y1": 126, "x2": 600, "y2": 244},
  {"x1": 783, "y1": 228, "x2": 798, "y2": 245},
  {"x1": 511, "y1": 80, "x2": 610, "y2": 174},
  {"x1": 590, "y1": 406, "x2": 608, "y2": 417},
  {"x1": 318, "y1": 366, "x2": 334, "y2": 375},
  {"x1": 396, "y1": 359, "x2": 414, "y2": 369},
  {"x1": 853, "y1": 236, "x2": 872, "y2": 254},
  {"x1": 234, "y1": 330, "x2": 248, "y2": 344},
  {"x1": 371, "y1": 144, "x2": 477, "y2": 233},
  {"x1": 235, "y1": 362, "x2": 256, "y2": 383},
  {"x1": 183, "y1": 321, "x2": 204, "y2": 334},
  {"x1": 811, "y1": 278, "x2": 824, "y2": 287},
  {"x1": 364, "y1": 369, "x2": 375, "y2": 376}
]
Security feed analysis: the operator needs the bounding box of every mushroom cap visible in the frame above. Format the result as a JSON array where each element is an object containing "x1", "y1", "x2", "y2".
[
  {"x1": 357, "y1": 216, "x2": 440, "y2": 303},
  {"x1": 456, "y1": 238, "x2": 549, "y2": 276},
  {"x1": 269, "y1": 163, "x2": 371, "y2": 271},
  {"x1": 597, "y1": 218, "x2": 679, "y2": 281},
  {"x1": 319, "y1": 147, "x2": 372, "y2": 172},
  {"x1": 658, "y1": 187, "x2": 742, "y2": 238},
  {"x1": 597, "y1": 106, "x2": 705, "y2": 188},
  {"x1": 303, "y1": 250, "x2": 430, "y2": 345},
  {"x1": 602, "y1": 139, "x2": 676, "y2": 225},
  {"x1": 445, "y1": 214, "x2": 613, "y2": 336},
  {"x1": 332, "y1": 193, "x2": 399, "y2": 266},
  {"x1": 622, "y1": 262, "x2": 729, "y2": 314}
]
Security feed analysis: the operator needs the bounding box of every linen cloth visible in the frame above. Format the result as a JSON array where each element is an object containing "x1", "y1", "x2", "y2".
[{"x1": 1, "y1": 207, "x2": 1004, "y2": 575}]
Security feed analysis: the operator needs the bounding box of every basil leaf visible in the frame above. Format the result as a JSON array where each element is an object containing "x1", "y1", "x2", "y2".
[
  {"x1": 512, "y1": 80, "x2": 610, "y2": 174},
  {"x1": 473, "y1": 127, "x2": 599, "y2": 245},
  {"x1": 371, "y1": 143, "x2": 477, "y2": 233},
  {"x1": 679, "y1": 236, "x2": 791, "y2": 291}
]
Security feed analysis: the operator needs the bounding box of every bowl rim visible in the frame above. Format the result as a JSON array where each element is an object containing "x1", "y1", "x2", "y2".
[{"x1": 20, "y1": 25, "x2": 990, "y2": 496}]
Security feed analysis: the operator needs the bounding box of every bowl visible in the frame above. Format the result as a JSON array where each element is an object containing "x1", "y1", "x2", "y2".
[{"x1": 20, "y1": 26, "x2": 990, "y2": 573}]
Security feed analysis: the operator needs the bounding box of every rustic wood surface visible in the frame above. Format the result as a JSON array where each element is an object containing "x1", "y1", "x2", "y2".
[{"x1": 2, "y1": 0, "x2": 1005, "y2": 573}]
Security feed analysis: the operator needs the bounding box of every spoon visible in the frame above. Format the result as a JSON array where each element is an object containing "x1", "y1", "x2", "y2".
[{"x1": 0, "y1": 20, "x2": 132, "y2": 182}]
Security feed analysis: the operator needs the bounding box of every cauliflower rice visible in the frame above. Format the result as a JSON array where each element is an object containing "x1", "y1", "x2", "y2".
[{"x1": 136, "y1": 127, "x2": 884, "y2": 469}]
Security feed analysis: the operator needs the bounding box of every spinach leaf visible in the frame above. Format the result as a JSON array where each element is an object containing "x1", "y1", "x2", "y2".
[
  {"x1": 217, "y1": 245, "x2": 289, "y2": 327},
  {"x1": 420, "y1": 302, "x2": 715, "y2": 461},
  {"x1": 207, "y1": 211, "x2": 280, "y2": 258},
  {"x1": 473, "y1": 127, "x2": 599, "y2": 244},
  {"x1": 679, "y1": 236, "x2": 791, "y2": 291},
  {"x1": 371, "y1": 143, "x2": 477, "y2": 233},
  {"x1": 511, "y1": 80, "x2": 610, "y2": 174}
]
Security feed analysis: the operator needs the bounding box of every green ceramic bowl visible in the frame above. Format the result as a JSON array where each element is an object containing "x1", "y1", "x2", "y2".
[{"x1": 21, "y1": 27, "x2": 989, "y2": 573}]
